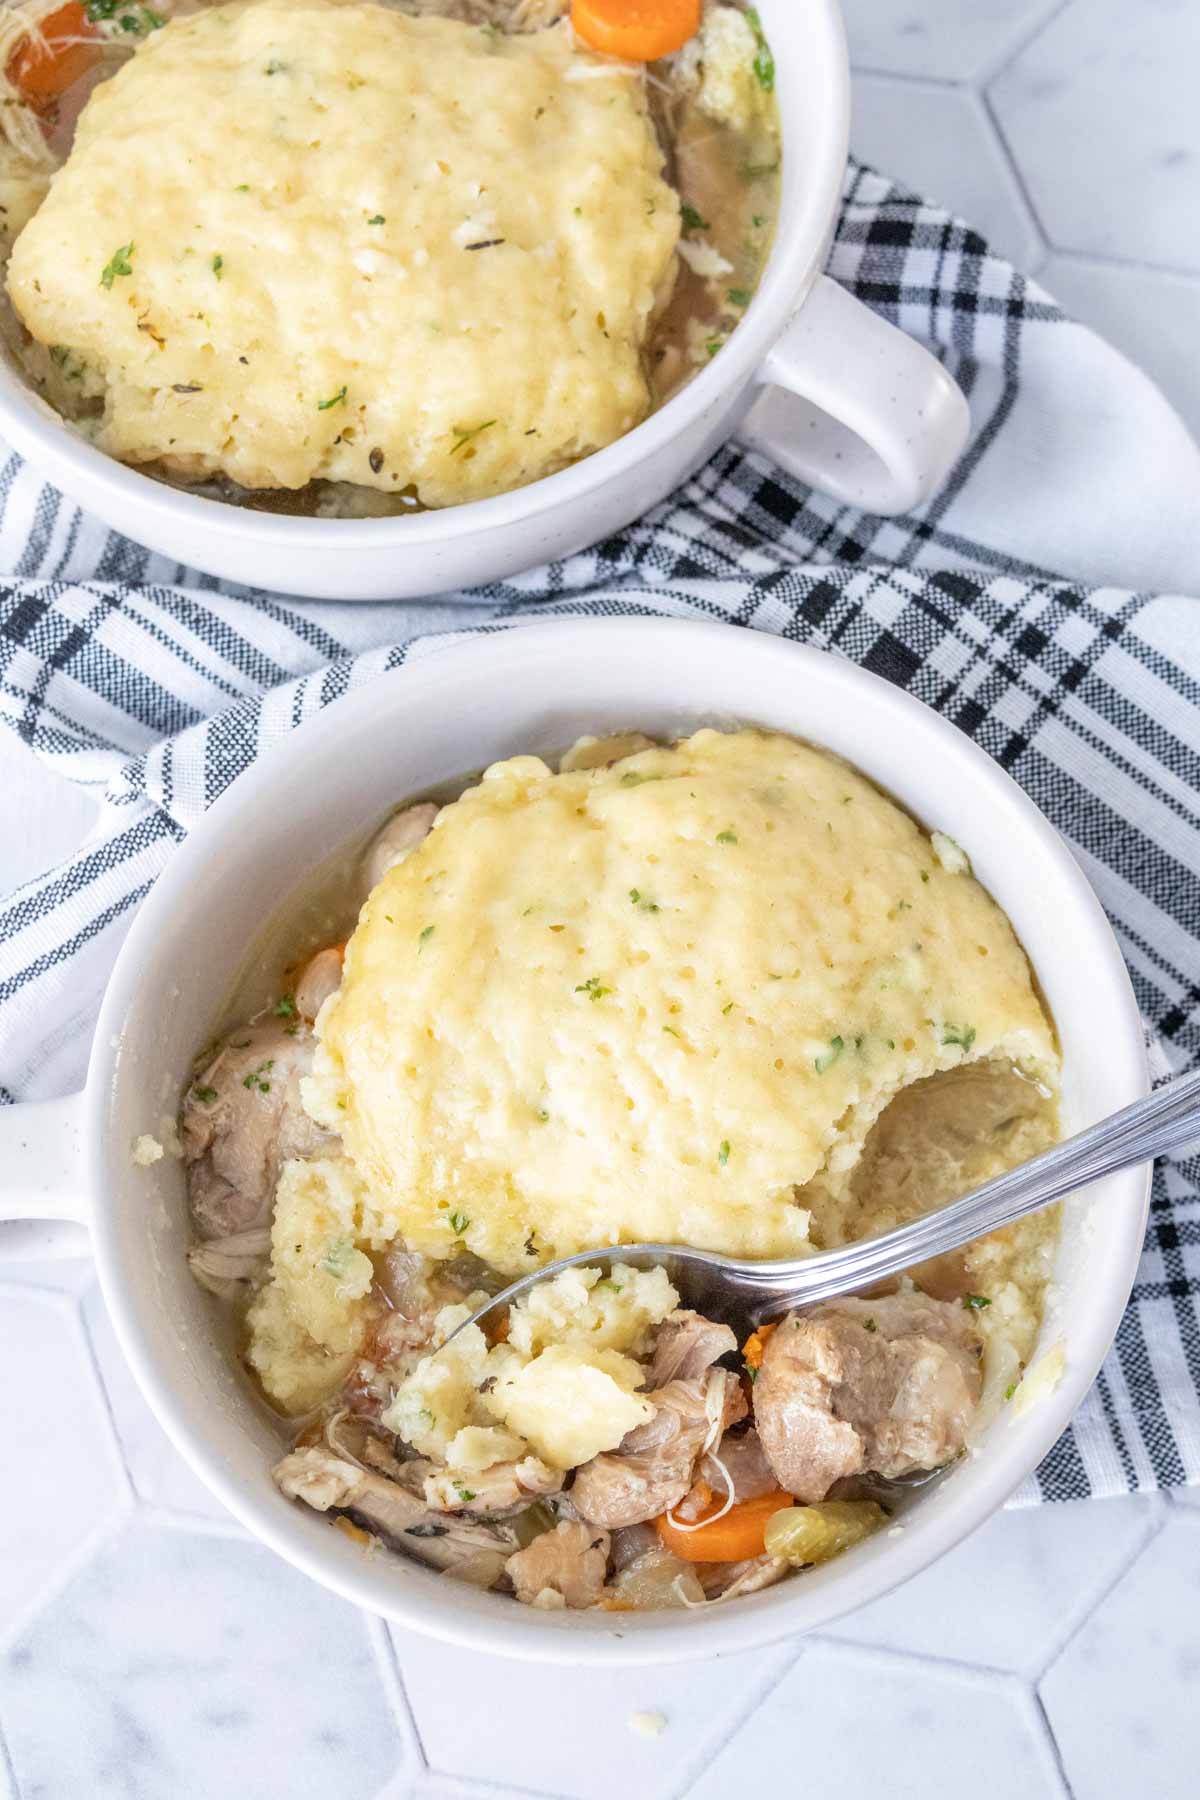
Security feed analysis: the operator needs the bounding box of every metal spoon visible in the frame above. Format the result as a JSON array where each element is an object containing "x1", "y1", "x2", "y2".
[{"x1": 448, "y1": 1066, "x2": 1200, "y2": 1343}]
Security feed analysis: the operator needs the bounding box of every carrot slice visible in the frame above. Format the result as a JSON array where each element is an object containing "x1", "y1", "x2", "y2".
[
  {"x1": 571, "y1": 0, "x2": 701, "y2": 63},
  {"x1": 655, "y1": 1489, "x2": 794, "y2": 1563},
  {"x1": 741, "y1": 1320, "x2": 777, "y2": 1372},
  {"x1": 7, "y1": 3, "x2": 97, "y2": 107}
]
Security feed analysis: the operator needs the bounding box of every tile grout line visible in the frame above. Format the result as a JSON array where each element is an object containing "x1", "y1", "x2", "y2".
[
  {"x1": 75, "y1": 1281, "x2": 140, "y2": 1507},
  {"x1": 974, "y1": 0, "x2": 1075, "y2": 91},
  {"x1": 1029, "y1": 1497, "x2": 1170, "y2": 1685},
  {"x1": 366, "y1": 1614, "x2": 427, "y2": 1783},
  {"x1": 0, "y1": 1711, "x2": 21, "y2": 1800},
  {"x1": 976, "y1": 84, "x2": 1053, "y2": 256},
  {"x1": 1025, "y1": 1684, "x2": 1078, "y2": 1800},
  {"x1": 668, "y1": 1639, "x2": 806, "y2": 1800},
  {"x1": 1037, "y1": 244, "x2": 1200, "y2": 284}
]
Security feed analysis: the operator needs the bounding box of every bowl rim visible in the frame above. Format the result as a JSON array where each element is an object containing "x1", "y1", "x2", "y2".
[
  {"x1": 0, "y1": 0, "x2": 849, "y2": 550},
  {"x1": 84, "y1": 617, "x2": 1150, "y2": 1664}
]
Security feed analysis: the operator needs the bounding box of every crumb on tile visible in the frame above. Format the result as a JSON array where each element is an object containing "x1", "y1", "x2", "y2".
[{"x1": 629, "y1": 1710, "x2": 667, "y2": 1739}]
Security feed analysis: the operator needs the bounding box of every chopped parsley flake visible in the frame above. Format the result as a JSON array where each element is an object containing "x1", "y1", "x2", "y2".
[
  {"x1": 629, "y1": 888, "x2": 659, "y2": 912},
  {"x1": 864, "y1": 1317, "x2": 877, "y2": 1333},
  {"x1": 752, "y1": 213, "x2": 766, "y2": 228},
  {"x1": 450, "y1": 419, "x2": 497, "y2": 455},
  {"x1": 705, "y1": 337, "x2": 726, "y2": 358},
  {"x1": 241, "y1": 1059, "x2": 274, "y2": 1094},
  {"x1": 536, "y1": 1108, "x2": 549, "y2": 1123},
  {"x1": 920, "y1": 869, "x2": 930, "y2": 883},
  {"x1": 718, "y1": 1139, "x2": 730, "y2": 1166},
  {"x1": 680, "y1": 203, "x2": 709, "y2": 232},
  {"x1": 317, "y1": 386, "x2": 348, "y2": 411},
  {"x1": 453, "y1": 1483, "x2": 476, "y2": 1503},
  {"x1": 814, "y1": 1036, "x2": 844, "y2": 1074},
  {"x1": 722, "y1": 1001, "x2": 734, "y2": 1015},
  {"x1": 746, "y1": 7, "x2": 776, "y2": 90},
  {"x1": 271, "y1": 994, "x2": 297, "y2": 1018},
  {"x1": 448, "y1": 1210, "x2": 470, "y2": 1236},
  {"x1": 575, "y1": 976, "x2": 613, "y2": 1001},
  {"x1": 596, "y1": 1279, "x2": 623, "y2": 1294},
  {"x1": 662, "y1": 1025, "x2": 680, "y2": 1038},
  {"x1": 211, "y1": 254, "x2": 224, "y2": 279},
  {"x1": 716, "y1": 829, "x2": 738, "y2": 845},
  {"x1": 192, "y1": 1085, "x2": 218, "y2": 1105},
  {"x1": 367, "y1": 214, "x2": 386, "y2": 225},
  {"x1": 1004, "y1": 1382, "x2": 1018, "y2": 1401},
  {"x1": 743, "y1": 1362, "x2": 759, "y2": 1383},
  {"x1": 727, "y1": 288, "x2": 752, "y2": 307},
  {"x1": 942, "y1": 1024, "x2": 977, "y2": 1052},
  {"x1": 963, "y1": 1294, "x2": 992, "y2": 1311},
  {"x1": 418, "y1": 925, "x2": 435, "y2": 950},
  {"x1": 100, "y1": 243, "x2": 134, "y2": 290}
]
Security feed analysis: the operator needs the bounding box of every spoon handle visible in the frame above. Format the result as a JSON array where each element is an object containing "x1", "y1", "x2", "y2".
[{"x1": 756, "y1": 1065, "x2": 1200, "y2": 1313}]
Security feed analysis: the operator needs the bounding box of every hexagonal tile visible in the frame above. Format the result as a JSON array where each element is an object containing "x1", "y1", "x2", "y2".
[
  {"x1": 0, "y1": 1289, "x2": 128, "y2": 1646},
  {"x1": 828, "y1": 1492, "x2": 1158, "y2": 1673},
  {"x1": 851, "y1": 75, "x2": 1042, "y2": 267},
  {"x1": 990, "y1": 0, "x2": 1200, "y2": 271},
  {"x1": 1039, "y1": 254, "x2": 1200, "y2": 446},
  {"x1": 844, "y1": 0, "x2": 1063, "y2": 81},
  {"x1": 687, "y1": 1642, "x2": 1061, "y2": 1799},
  {"x1": 392, "y1": 1625, "x2": 796, "y2": 1800},
  {"x1": 82, "y1": 1284, "x2": 239, "y2": 1526},
  {"x1": 1040, "y1": 1513, "x2": 1200, "y2": 1797},
  {"x1": 1, "y1": 1526, "x2": 404, "y2": 1800}
]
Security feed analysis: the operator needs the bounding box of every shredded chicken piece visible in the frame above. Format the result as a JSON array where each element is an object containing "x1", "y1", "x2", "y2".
[
  {"x1": 274, "y1": 1446, "x2": 513, "y2": 1576},
  {"x1": 648, "y1": 1310, "x2": 737, "y2": 1386},
  {"x1": 571, "y1": 1372, "x2": 746, "y2": 1529},
  {"x1": 674, "y1": 1426, "x2": 777, "y2": 1521},
  {"x1": 360, "y1": 801, "x2": 439, "y2": 897},
  {"x1": 186, "y1": 1226, "x2": 271, "y2": 1300},
  {"x1": 697, "y1": 1554, "x2": 790, "y2": 1601},
  {"x1": 754, "y1": 1294, "x2": 984, "y2": 1503},
  {"x1": 294, "y1": 946, "x2": 343, "y2": 1023},
  {"x1": 182, "y1": 1019, "x2": 333, "y2": 1239},
  {"x1": 506, "y1": 1519, "x2": 610, "y2": 1608},
  {"x1": 424, "y1": 1455, "x2": 563, "y2": 1518}
]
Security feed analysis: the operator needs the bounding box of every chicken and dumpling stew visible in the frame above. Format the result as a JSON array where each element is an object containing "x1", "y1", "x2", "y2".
[
  {"x1": 179, "y1": 728, "x2": 1061, "y2": 1612},
  {"x1": 0, "y1": 0, "x2": 780, "y2": 515}
]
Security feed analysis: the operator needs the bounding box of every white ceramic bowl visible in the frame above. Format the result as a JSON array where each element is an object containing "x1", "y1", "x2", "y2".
[
  {"x1": 0, "y1": 1, "x2": 969, "y2": 599},
  {"x1": 0, "y1": 618, "x2": 1147, "y2": 1663}
]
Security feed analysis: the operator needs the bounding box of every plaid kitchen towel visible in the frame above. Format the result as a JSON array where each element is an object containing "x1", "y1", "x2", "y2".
[{"x1": 0, "y1": 162, "x2": 1198, "y2": 1505}]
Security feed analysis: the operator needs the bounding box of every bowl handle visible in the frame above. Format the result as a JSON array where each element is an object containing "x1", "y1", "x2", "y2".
[
  {"x1": 740, "y1": 274, "x2": 971, "y2": 516},
  {"x1": 0, "y1": 1092, "x2": 91, "y2": 1260}
]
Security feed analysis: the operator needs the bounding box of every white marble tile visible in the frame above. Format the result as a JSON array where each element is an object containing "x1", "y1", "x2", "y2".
[
  {"x1": 0, "y1": 1288, "x2": 129, "y2": 1647},
  {"x1": 828, "y1": 1491, "x2": 1158, "y2": 1673},
  {"x1": 989, "y1": 0, "x2": 1200, "y2": 272},
  {"x1": 851, "y1": 75, "x2": 1042, "y2": 267},
  {"x1": 844, "y1": 0, "x2": 1063, "y2": 82},
  {"x1": 687, "y1": 1642, "x2": 1061, "y2": 1800},
  {"x1": 1, "y1": 1527, "x2": 404, "y2": 1800},
  {"x1": 82, "y1": 1283, "x2": 241, "y2": 1527},
  {"x1": 393, "y1": 1625, "x2": 796, "y2": 1800},
  {"x1": 1040, "y1": 1512, "x2": 1200, "y2": 1798},
  {"x1": 1038, "y1": 254, "x2": 1200, "y2": 446}
]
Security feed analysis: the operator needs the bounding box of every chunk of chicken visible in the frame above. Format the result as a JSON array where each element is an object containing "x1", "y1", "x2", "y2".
[
  {"x1": 424, "y1": 1456, "x2": 563, "y2": 1519},
  {"x1": 571, "y1": 1372, "x2": 747, "y2": 1529},
  {"x1": 274, "y1": 1447, "x2": 513, "y2": 1576},
  {"x1": 182, "y1": 1020, "x2": 333, "y2": 1239},
  {"x1": 506, "y1": 1520, "x2": 611, "y2": 1609},
  {"x1": 558, "y1": 732, "x2": 657, "y2": 773},
  {"x1": 186, "y1": 1226, "x2": 271, "y2": 1300},
  {"x1": 697, "y1": 1555, "x2": 790, "y2": 1601},
  {"x1": 294, "y1": 946, "x2": 343, "y2": 1023},
  {"x1": 754, "y1": 1294, "x2": 983, "y2": 1503},
  {"x1": 648, "y1": 1310, "x2": 737, "y2": 1386},
  {"x1": 361, "y1": 801, "x2": 439, "y2": 897}
]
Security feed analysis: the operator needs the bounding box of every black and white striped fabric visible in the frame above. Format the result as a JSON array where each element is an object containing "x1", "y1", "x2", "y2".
[{"x1": 1, "y1": 164, "x2": 1197, "y2": 1504}]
